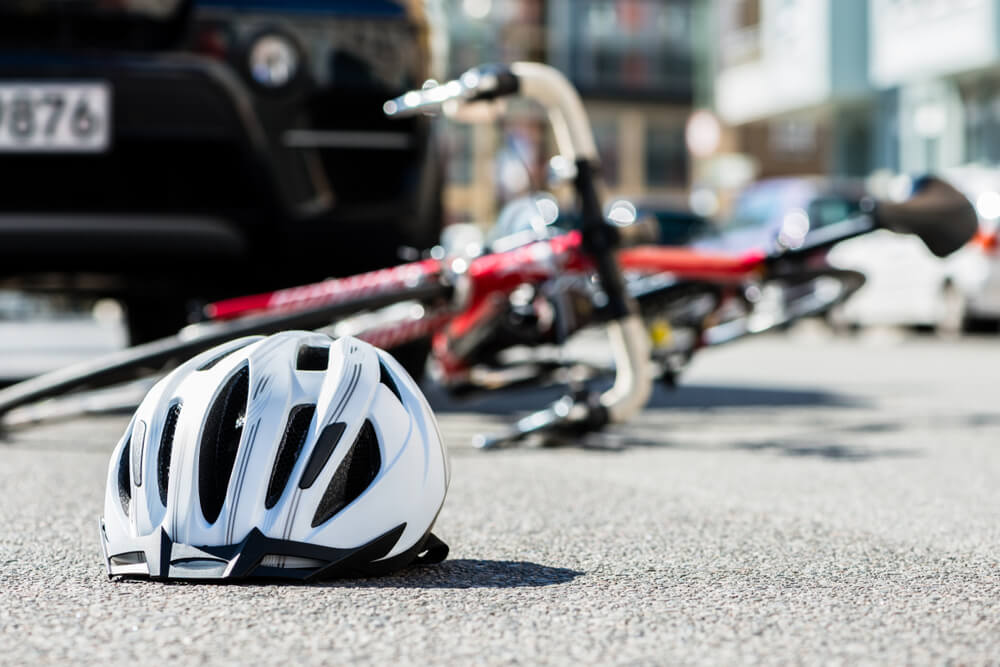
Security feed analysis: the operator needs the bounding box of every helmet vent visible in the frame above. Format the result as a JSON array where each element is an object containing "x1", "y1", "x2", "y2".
[
  {"x1": 198, "y1": 365, "x2": 250, "y2": 524},
  {"x1": 266, "y1": 404, "x2": 316, "y2": 509},
  {"x1": 117, "y1": 433, "x2": 132, "y2": 517},
  {"x1": 379, "y1": 360, "x2": 402, "y2": 401},
  {"x1": 311, "y1": 419, "x2": 381, "y2": 527},
  {"x1": 298, "y1": 421, "x2": 347, "y2": 490},
  {"x1": 157, "y1": 403, "x2": 181, "y2": 506},
  {"x1": 197, "y1": 341, "x2": 253, "y2": 371},
  {"x1": 296, "y1": 345, "x2": 329, "y2": 371}
]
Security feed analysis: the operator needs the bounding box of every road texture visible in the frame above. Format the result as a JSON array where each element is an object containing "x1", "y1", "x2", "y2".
[{"x1": 1, "y1": 330, "x2": 999, "y2": 664}]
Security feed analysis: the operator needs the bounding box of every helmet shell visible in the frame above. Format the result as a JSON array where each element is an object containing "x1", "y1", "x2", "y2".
[{"x1": 100, "y1": 332, "x2": 449, "y2": 581}]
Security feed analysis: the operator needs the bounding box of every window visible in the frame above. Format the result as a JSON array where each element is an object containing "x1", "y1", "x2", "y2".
[
  {"x1": 737, "y1": 0, "x2": 761, "y2": 28},
  {"x1": 644, "y1": 124, "x2": 687, "y2": 187},
  {"x1": 960, "y1": 78, "x2": 1000, "y2": 166},
  {"x1": 562, "y1": 0, "x2": 692, "y2": 98},
  {"x1": 807, "y1": 198, "x2": 862, "y2": 229}
]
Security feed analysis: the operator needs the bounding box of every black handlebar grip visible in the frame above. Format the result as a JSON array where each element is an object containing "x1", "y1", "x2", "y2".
[
  {"x1": 465, "y1": 64, "x2": 519, "y2": 102},
  {"x1": 875, "y1": 176, "x2": 978, "y2": 258}
]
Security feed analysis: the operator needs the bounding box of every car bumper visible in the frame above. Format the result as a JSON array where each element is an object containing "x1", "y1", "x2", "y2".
[
  {"x1": 0, "y1": 51, "x2": 433, "y2": 219},
  {"x1": 949, "y1": 251, "x2": 1000, "y2": 318},
  {"x1": 0, "y1": 51, "x2": 440, "y2": 287}
]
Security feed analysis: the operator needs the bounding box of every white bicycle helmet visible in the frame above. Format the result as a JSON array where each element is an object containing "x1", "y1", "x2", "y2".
[{"x1": 100, "y1": 331, "x2": 450, "y2": 581}]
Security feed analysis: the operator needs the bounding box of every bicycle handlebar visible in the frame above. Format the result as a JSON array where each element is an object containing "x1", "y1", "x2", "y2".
[
  {"x1": 387, "y1": 63, "x2": 650, "y2": 431},
  {"x1": 384, "y1": 64, "x2": 519, "y2": 118},
  {"x1": 386, "y1": 63, "x2": 600, "y2": 164},
  {"x1": 765, "y1": 176, "x2": 977, "y2": 263}
]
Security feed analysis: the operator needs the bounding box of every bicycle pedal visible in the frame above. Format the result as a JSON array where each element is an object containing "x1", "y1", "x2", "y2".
[{"x1": 471, "y1": 429, "x2": 525, "y2": 450}]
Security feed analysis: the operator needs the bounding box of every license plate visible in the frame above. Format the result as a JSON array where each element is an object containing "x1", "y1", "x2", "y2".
[{"x1": 0, "y1": 82, "x2": 111, "y2": 152}]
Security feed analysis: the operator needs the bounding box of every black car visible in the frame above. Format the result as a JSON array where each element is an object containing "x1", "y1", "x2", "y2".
[{"x1": 0, "y1": 0, "x2": 446, "y2": 341}]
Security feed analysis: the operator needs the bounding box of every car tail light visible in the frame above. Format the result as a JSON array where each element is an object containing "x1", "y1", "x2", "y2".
[
  {"x1": 193, "y1": 25, "x2": 230, "y2": 60},
  {"x1": 972, "y1": 230, "x2": 998, "y2": 253}
]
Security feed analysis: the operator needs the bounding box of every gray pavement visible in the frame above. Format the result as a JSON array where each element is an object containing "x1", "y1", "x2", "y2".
[{"x1": 2, "y1": 331, "x2": 1000, "y2": 664}]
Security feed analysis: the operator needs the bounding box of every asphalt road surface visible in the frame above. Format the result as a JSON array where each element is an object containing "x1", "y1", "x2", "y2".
[{"x1": 2, "y1": 329, "x2": 999, "y2": 664}]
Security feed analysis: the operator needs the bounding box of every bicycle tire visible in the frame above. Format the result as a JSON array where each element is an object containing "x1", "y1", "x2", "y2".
[{"x1": 0, "y1": 281, "x2": 450, "y2": 422}]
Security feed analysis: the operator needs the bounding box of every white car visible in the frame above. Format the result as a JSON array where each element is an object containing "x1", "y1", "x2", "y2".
[{"x1": 827, "y1": 219, "x2": 1000, "y2": 332}]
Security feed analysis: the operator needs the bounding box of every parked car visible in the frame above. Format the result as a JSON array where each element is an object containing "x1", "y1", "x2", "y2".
[
  {"x1": 0, "y1": 0, "x2": 447, "y2": 342},
  {"x1": 827, "y1": 172, "x2": 1000, "y2": 333},
  {"x1": 692, "y1": 177, "x2": 867, "y2": 254},
  {"x1": 528, "y1": 196, "x2": 715, "y2": 248},
  {"x1": 635, "y1": 200, "x2": 716, "y2": 247}
]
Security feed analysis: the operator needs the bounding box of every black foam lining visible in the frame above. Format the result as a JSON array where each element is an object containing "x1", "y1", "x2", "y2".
[
  {"x1": 311, "y1": 419, "x2": 381, "y2": 528},
  {"x1": 266, "y1": 404, "x2": 316, "y2": 509},
  {"x1": 297, "y1": 345, "x2": 330, "y2": 371},
  {"x1": 198, "y1": 366, "x2": 249, "y2": 524},
  {"x1": 118, "y1": 434, "x2": 132, "y2": 517},
  {"x1": 157, "y1": 403, "x2": 181, "y2": 506}
]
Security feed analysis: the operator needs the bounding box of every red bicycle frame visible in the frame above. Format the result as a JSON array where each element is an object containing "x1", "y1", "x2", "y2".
[
  {"x1": 207, "y1": 232, "x2": 763, "y2": 320},
  {"x1": 204, "y1": 230, "x2": 767, "y2": 378}
]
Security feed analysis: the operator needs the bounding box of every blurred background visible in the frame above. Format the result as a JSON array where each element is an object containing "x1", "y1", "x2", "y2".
[
  {"x1": 442, "y1": 0, "x2": 1000, "y2": 335},
  {"x1": 2, "y1": 0, "x2": 1000, "y2": 380},
  {"x1": 445, "y1": 0, "x2": 1000, "y2": 215}
]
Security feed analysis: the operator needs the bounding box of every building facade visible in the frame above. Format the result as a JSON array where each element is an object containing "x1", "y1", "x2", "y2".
[
  {"x1": 869, "y1": 0, "x2": 1000, "y2": 174},
  {"x1": 443, "y1": 0, "x2": 695, "y2": 224},
  {"x1": 548, "y1": 0, "x2": 693, "y2": 198},
  {"x1": 710, "y1": 0, "x2": 1000, "y2": 189},
  {"x1": 710, "y1": 0, "x2": 871, "y2": 181}
]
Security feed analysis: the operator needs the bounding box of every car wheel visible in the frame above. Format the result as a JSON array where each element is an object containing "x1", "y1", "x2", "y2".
[
  {"x1": 123, "y1": 294, "x2": 192, "y2": 345},
  {"x1": 937, "y1": 284, "x2": 967, "y2": 338},
  {"x1": 965, "y1": 315, "x2": 1000, "y2": 334}
]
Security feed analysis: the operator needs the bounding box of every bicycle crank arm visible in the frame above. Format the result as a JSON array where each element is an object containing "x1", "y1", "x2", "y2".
[
  {"x1": 701, "y1": 269, "x2": 866, "y2": 347},
  {"x1": 472, "y1": 393, "x2": 608, "y2": 450}
]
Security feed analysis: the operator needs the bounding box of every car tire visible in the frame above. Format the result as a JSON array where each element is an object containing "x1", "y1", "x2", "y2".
[
  {"x1": 965, "y1": 315, "x2": 1000, "y2": 334},
  {"x1": 123, "y1": 294, "x2": 192, "y2": 345}
]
